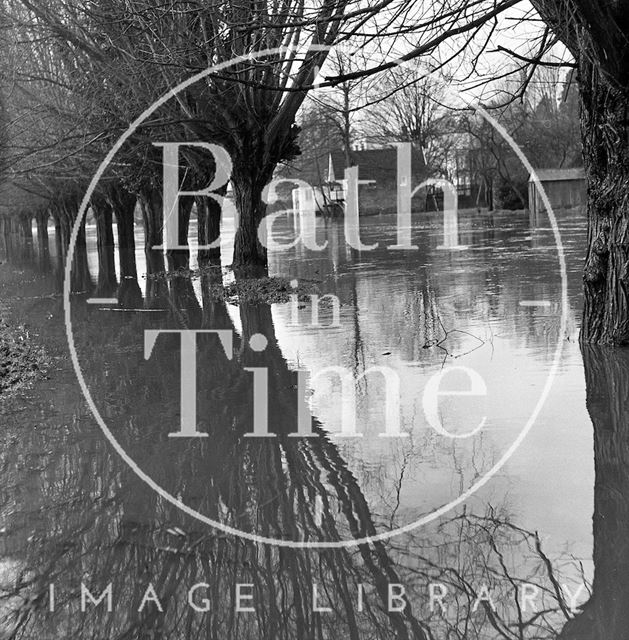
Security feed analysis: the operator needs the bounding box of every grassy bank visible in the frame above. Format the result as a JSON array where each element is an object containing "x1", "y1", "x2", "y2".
[
  {"x1": 0, "y1": 316, "x2": 47, "y2": 397},
  {"x1": 147, "y1": 268, "x2": 321, "y2": 304}
]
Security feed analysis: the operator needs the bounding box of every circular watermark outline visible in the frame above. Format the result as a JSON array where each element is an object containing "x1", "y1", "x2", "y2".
[{"x1": 64, "y1": 46, "x2": 568, "y2": 548}]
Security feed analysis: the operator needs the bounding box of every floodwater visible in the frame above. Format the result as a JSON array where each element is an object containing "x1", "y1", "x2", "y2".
[{"x1": 0, "y1": 206, "x2": 627, "y2": 639}]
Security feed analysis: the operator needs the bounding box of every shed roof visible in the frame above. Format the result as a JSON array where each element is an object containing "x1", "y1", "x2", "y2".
[{"x1": 528, "y1": 168, "x2": 585, "y2": 183}]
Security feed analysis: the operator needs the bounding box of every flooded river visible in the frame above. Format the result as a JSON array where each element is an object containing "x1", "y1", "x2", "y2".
[{"x1": 0, "y1": 206, "x2": 626, "y2": 639}]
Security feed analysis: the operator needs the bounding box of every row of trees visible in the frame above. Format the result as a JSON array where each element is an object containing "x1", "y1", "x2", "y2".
[
  {"x1": 0, "y1": 0, "x2": 628, "y2": 342},
  {"x1": 0, "y1": 0, "x2": 393, "y2": 277}
]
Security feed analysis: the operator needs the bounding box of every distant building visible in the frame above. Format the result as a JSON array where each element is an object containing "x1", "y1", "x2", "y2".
[
  {"x1": 351, "y1": 136, "x2": 388, "y2": 151},
  {"x1": 528, "y1": 168, "x2": 586, "y2": 224},
  {"x1": 287, "y1": 147, "x2": 428, "y2": 216}
]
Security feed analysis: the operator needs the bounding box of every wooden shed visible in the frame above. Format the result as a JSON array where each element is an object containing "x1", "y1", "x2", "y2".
[{"x1": 528, "y1": 167, "x2": 586, "y2": 225}]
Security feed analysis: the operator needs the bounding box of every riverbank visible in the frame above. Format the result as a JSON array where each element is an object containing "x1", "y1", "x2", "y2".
[
  {"x1": 0, "y1": 315, "x2": 48, "y2": 397},
  {"x1": 0, "y1": 262, "x2": 58, "y2": 398}
]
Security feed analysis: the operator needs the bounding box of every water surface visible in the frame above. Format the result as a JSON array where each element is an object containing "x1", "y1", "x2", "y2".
[{"x1": 0, "y1": 205, "x2": 621, "y2": 639}]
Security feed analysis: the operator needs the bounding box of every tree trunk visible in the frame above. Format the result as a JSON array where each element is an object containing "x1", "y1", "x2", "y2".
[
  {"x1": 92, "y1": 199, "x2": 117, "y2": 296},
  {"x1": 52, "y1": 200, "x2": 91, "y2": 292},
  {"x1": 35, "y1": 210, "x2": 50, "y2": 271},
  {"x1": 56, "y1": 202, "x2": 72, "y2": 260},
  {"x1": 53, "y1": 213, "x2": 63, "y2": 259},
  {"x1": 19, "y1": 214, "x2": 33, "y2": 246},
  {"x1": 107, "y1": 188, "x2": 137, "y2": 280},
  {"x1": 196, "y1": 193, "x2": 222, "y2": 267},
  {"x1": 107, "y1": 187, "x2": 142, "y2": 308},
  {"x1": 72, "y1": 218, "x2": 93, "y2": 293},
  {"x1": 0, "y1": 217, "x2": 10, "y2": 260},
  {"x1": 166, "y1": 196, "x2": 193, "y2": 271},
  {"x1": 164, "y1": 196, "x2": 197, "y2": 316},
  {"x1": 559, "y1": 346, "x2": 629, "y2": 638},
  {"x1": 139, "y1": 190, "x2": 168, "y2": 308},
  {"x1": 49, "y1": 210, "x2": 63, "y2": 275},
  {"x1": 580, "y1": 63, "x2": 629, "y2": 344},
  {"x1": 528, "y1": 0, "x2": 629, "y2": 344},
  {"x1": 139, "y1": 189, "x2": 164, "y2": 274},
  {"x1": 231, "y1": 164, "x2": 273, "y2": 276}
]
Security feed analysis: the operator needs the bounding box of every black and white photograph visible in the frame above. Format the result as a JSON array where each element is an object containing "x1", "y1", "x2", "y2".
[{"x1": 0, "y1": 0, "x2": 627, "y2": 638}]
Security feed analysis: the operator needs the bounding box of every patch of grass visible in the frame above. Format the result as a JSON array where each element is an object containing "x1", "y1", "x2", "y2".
[
  {"x1": 147, "y1": 266, "x2": 320, "y2": 305},
  {"x1": 0, "y1": 319, "x2": 48, "y2": 397},
  {"x1": 145, "y1": 264, "x2": 219, "y2": 282},
  {"x1": 210, "y1": 277, "x2": 320, "y2": 305}
]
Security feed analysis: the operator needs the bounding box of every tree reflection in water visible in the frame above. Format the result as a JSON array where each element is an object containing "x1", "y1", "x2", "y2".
[
  {"x1": 0, "y1": 218, "x2": 621, "y2": 640},
  {"x1": 558, "y1": 347, "x2": 629, "y2": 640}
]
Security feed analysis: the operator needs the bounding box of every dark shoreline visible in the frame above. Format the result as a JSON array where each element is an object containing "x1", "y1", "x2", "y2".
[
  {"x1": 0, "y1": 313, "x2": 48, "y2": 397},
  {"x1": 0, "y1": 262, "x2": 57, "y2": 398}
]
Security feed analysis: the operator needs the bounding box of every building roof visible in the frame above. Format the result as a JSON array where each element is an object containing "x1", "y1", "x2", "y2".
[
  {"x1": 328, "y1": 148, "x2": 426, "y2": 183},
  {"x1": 283, "y1": 146, "x2": 427, "y2": 188},
  {"x1": 528, "y1": 168, "x2": 585, "y2": 183}
]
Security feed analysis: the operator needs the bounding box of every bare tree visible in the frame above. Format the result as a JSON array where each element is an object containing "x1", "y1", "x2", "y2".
[
  {"x1": 308, "y1": 47, "x2": 376, "y2": 167},
  {"x1": 2, "y1": 0, "x2": 629, "y2": 342},
  {"x1": 362, "y1": 66, "x2": 451, "y2": 172}
]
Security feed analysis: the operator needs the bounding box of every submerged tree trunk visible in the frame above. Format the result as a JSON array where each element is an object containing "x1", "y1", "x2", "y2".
[
  {"x1": 107, "y1": 187, "x2": 142, "y2": 308},
  {"x1": 108, "y1": 188, "x2": 137, "y2": 279},
  {"x1": 35, "y1": 210, "x2": 50, "y2": 270},
  {"x1": 92, "y1": 198, "x2": 117, "y2": 296},
  {"x1": 139, "y1": 189, "x2": 163, "y2": 274},
  {"x1": 51, "y1": 211, "x2": 63, "y2": 273},
  {"x1": 0, "y1": 217, "x2": 6, "y2": 257},
  {"x1": 196, "y1": 192, "x2": 223, "y2": 267},
  {"x1": 53, "y1": 201, "x2": 73, "y2": 261},
  {"x1": 139, "y1": 189, "x2": 168, "y2": 308},
  {"x1": 164, "y1": 196, "x2": 198, "y2": 315},
  {"x1": 580, "y1": 63, "x2": 629, "y2": 344},
  {"x1": 5, "y1": 217, "x2": 14, "y2": 261},
  {"x1": 560, "y1": 346, "x2": 629, "y2": 638},
  {"x1": 166, "y1": 196, "x2": 193, "y2": 271},
  {"x1": 50, "y1": 199, "x2": 91, "y2": 291},
  {"x1": 19, "y1": 213, "x2": 33, "y2": 249},
  {"x1": 231, "y1": 164, "x2": 273, "y2": 276},
  {"x1": 72, "y1": 217, "x2": 93, "y2": 293},
  {"x1": 1, "y1": 216, "x2": 13, "y2": 260}
]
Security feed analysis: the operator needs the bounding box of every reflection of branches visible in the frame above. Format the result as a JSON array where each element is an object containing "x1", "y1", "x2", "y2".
[
  {"x1": 0, "y1": 254, "x2": 598, "y2": 640},
  {"x1": 388, "y1": 450, "x2": 410, "y2": 530},
  {"x1": 0, "y1": 307, "x2": 587, "y2": 640},
  {"x1": 388, "y1": 511, "x2": 586, "y2": 640},
  {"x1": 422, "y1": 302, "x2": 486, "y2": 366},
  {"x1": 557, "y1": 347, "x2": 629, "y2": 640},
  {"x1": 2, "y1": 273, "x2": 428, "y2": 639}
]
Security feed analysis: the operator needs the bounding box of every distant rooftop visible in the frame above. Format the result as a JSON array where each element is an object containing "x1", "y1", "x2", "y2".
[
  {"x1": 528, "y1": 168, "x2": 585, "y2": 182},
  {"x1": 284, "y1": 146, "x2": 427, "y2": 187}
]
